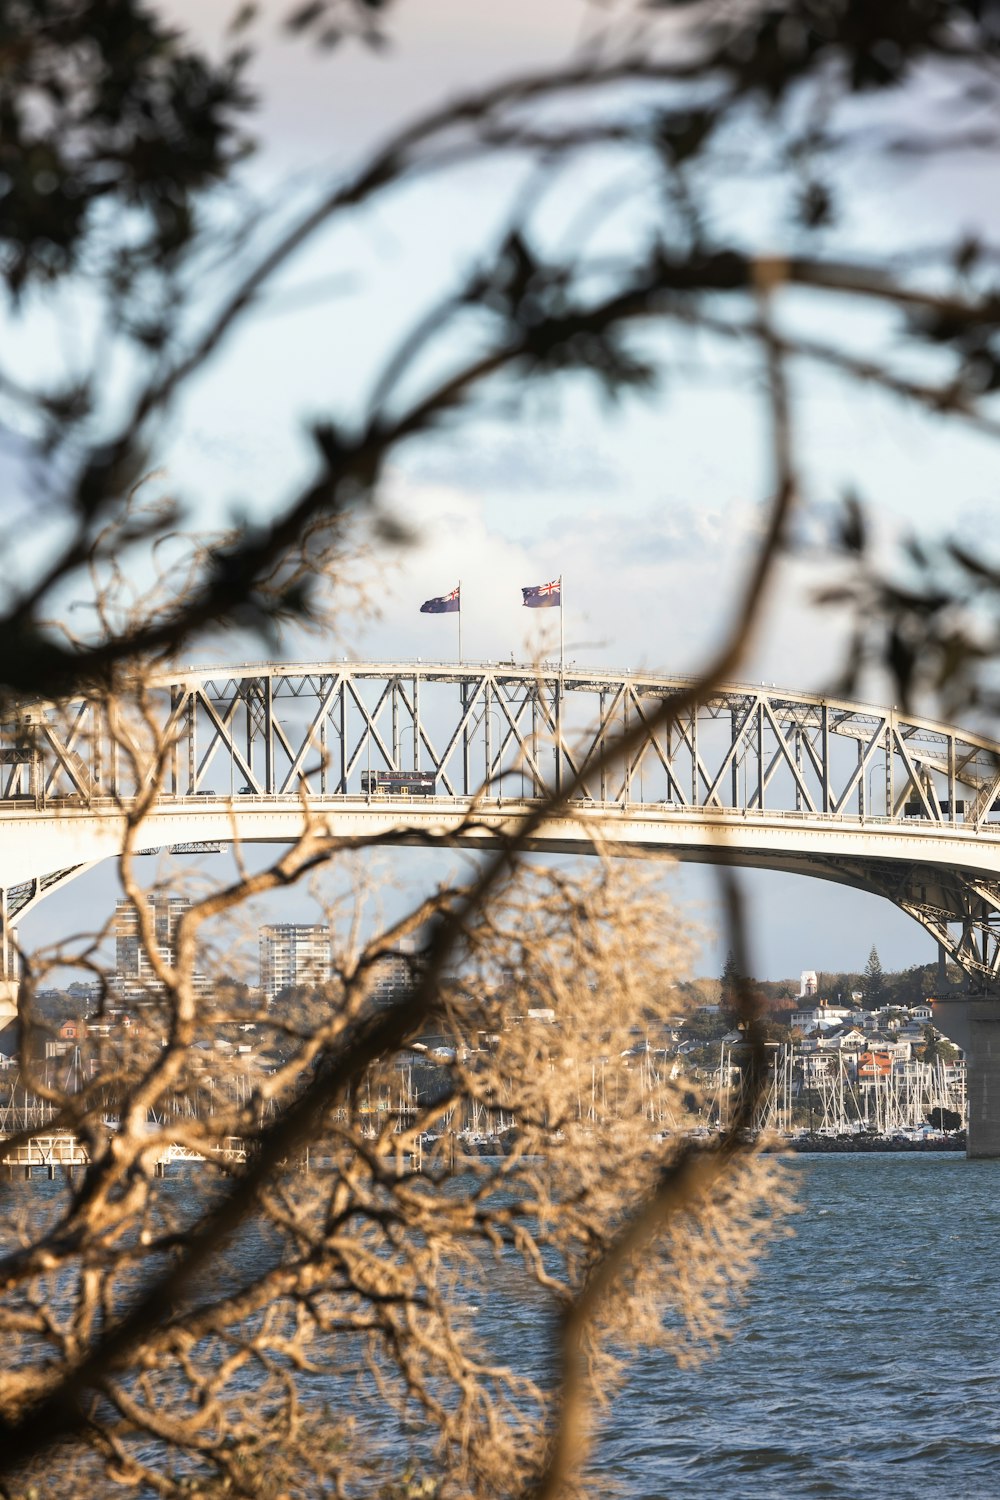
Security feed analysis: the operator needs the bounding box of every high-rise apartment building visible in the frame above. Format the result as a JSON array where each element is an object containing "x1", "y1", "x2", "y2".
[
  {"x1": 259, "y1": 924, "x2": 332, "y2": 1002},
  {"x1": 370, "y1": 936, "x2": 420, "y2": 1006},
  {"x1": 113, "y1": 895, "x2": 210, "y2": 998}
]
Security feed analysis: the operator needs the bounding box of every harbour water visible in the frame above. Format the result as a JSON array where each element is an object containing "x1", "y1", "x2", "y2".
[
  {"x1": 583, "y1": 1153, "x2": 1000, "y2": 1498},
  {"x1": 7, "y1": 1154, "x2": 1000, "y2": 1496}
]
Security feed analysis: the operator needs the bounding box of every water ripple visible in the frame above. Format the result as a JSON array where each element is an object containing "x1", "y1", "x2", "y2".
[{"x1": 587, "y1": 1155, "x2": 1000, "y2": 1499}]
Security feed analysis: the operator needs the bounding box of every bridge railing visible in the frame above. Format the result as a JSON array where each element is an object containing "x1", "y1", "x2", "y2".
[{"x1": 3, "y1": 789, "x2": 1000, "y2": 838}]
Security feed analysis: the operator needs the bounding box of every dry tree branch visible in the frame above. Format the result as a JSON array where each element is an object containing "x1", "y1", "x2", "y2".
[
  {"x1": 5, "y1": 8, "x2": 999, "y2": 701},
  {"x1": 502, "y1": 867, "x2": 778, "y2": 1500},
  {"x1": 521, "y1": 278, "x2": 795, "y2": 1500},
  {"x1": 0, "y1": 264, "x2": 798, "y2": 1485}
]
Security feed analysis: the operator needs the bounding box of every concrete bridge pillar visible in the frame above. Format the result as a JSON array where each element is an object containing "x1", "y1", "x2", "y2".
[
  {"x1": 0, "y1": 984, "x2": 16, "y2": 1024},
  {"x1": 0, "y1": 888, "x2": 18, "y2": 1024},
  {"x1": 932, "y1": 995, "x2": 1000, "y2": 1158},
  {"x1": 965, "y1": 1002, "x2": 1000, "y2": 1159}
]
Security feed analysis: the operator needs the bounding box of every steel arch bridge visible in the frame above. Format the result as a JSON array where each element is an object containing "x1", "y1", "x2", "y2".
[{"x1": 4, "y1": 659, "x2": 1000, "y2": 985}]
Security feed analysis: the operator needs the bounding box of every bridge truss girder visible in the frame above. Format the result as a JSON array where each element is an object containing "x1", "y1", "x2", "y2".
[
  {"x1": 4, "y1": 662, "x2": 1000, "y2": 987},
  {"x1": 0, "y1": 866, "x2": 91, "y2": 981},
  {"x1": 793, "y1": 855, "x2": 1000, "y2": 987},
  {"x1": 2, "y1": 661, "x2": 1000, "y2": 820}
]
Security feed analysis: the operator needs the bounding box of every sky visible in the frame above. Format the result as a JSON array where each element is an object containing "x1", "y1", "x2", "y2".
[{"x1": 9, "y1": 1, "x2": 1000, "y2": 984}]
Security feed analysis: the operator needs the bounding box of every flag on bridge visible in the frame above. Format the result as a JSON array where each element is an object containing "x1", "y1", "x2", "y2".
[
  {"x1": 420, "y1": 585, "x2": 461, "y2": 614},
  {"x1": 521, "y1": 578, "x2": 561, "y2": 608}
]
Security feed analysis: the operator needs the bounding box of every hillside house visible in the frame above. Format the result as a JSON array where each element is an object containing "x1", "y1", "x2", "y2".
[
  {"x1": 791, "y1": 1002, "x2": 853, "y2": 1030},
  {"x1": 858, "y1": 1051, "x2": 893, "y2": 1080}
]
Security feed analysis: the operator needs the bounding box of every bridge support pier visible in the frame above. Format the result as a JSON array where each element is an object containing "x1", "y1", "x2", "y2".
[
  {"x1": 0, "y1": 983, "x2": 16, "y2": 1024},
  {"x1": 932, "y1": 995, "x2": 1000, "y2": 1158},
  {"x1": 0, "y1": 888, "x2": 17, "y2": 1025},
  {"x1": 965, "y1": 1002, "x2": 1000, "y2": 1159}
]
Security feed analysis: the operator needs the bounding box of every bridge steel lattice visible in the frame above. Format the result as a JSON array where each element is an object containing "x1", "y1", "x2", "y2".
[{"x1": 4, "y1": 661, "x2": 1000, "y2": 987}]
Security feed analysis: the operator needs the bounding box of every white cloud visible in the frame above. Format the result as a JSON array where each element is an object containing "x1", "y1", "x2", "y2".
[{"x1": 292, "y1": 477, "x2": 854, "y2": 696}]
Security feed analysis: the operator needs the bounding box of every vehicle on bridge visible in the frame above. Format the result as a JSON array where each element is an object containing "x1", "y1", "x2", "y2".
[
  {"x1": 360, "y1": 770, "x2": 437, "y2": 797},
  {"x1": 904, "y1": 798, "x2": 1000, "y2": 818},
  {"x1": 905, "y1": 799, "x2": 968, "y2": 818}
]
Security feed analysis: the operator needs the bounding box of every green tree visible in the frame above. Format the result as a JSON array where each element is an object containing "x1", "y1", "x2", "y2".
[
  {"x1": 863, "y1": 945, "x2": 886, "y2": 1008},
  {"x1": 919, "y1": 1025, "x2": 960, "y2": 1067},
  {"x1": 719, "y1": 948, "x2": 743, "y2": 1023},
  {"x1": 680, "y1": 1007, "x2": 731, "y2": 1044}
]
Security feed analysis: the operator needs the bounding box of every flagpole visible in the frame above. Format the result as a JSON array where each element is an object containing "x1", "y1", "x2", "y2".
[
  {"x1": 556, "y1": 575, "x2": 564, "y2": 795},
  {"x1": 458, "y1": 580, "x2": 463, "y2": 664}
]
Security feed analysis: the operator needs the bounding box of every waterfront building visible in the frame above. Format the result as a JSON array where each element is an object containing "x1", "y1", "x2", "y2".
[{"x1": 259, "y1": 923, "x2": 332, "y2": 1002}]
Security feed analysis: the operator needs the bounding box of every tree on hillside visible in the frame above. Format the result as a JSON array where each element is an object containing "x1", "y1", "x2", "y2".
[
  {"x1": 720, "y1": 948, "x2": 773, "y2": 1029},
  {"x1": 882, "y1": 963, "x2": 941, "y2": 1010},
  {"x1": 681, "y1": 1005, "x2": 732, "y2": 1044},
  {"x1": 919, "y1": 1024, "x2": 960, "y2": 1068},
  {"x1": 719, "y1": 948, "x2": 743, "y2": 1023},
  {"x1": 2, "y1": 2, "x2": 1000, "y2": 1495},
  {"x1": 863, "y1": 945, "x2": 886, "y2": 1008}
]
